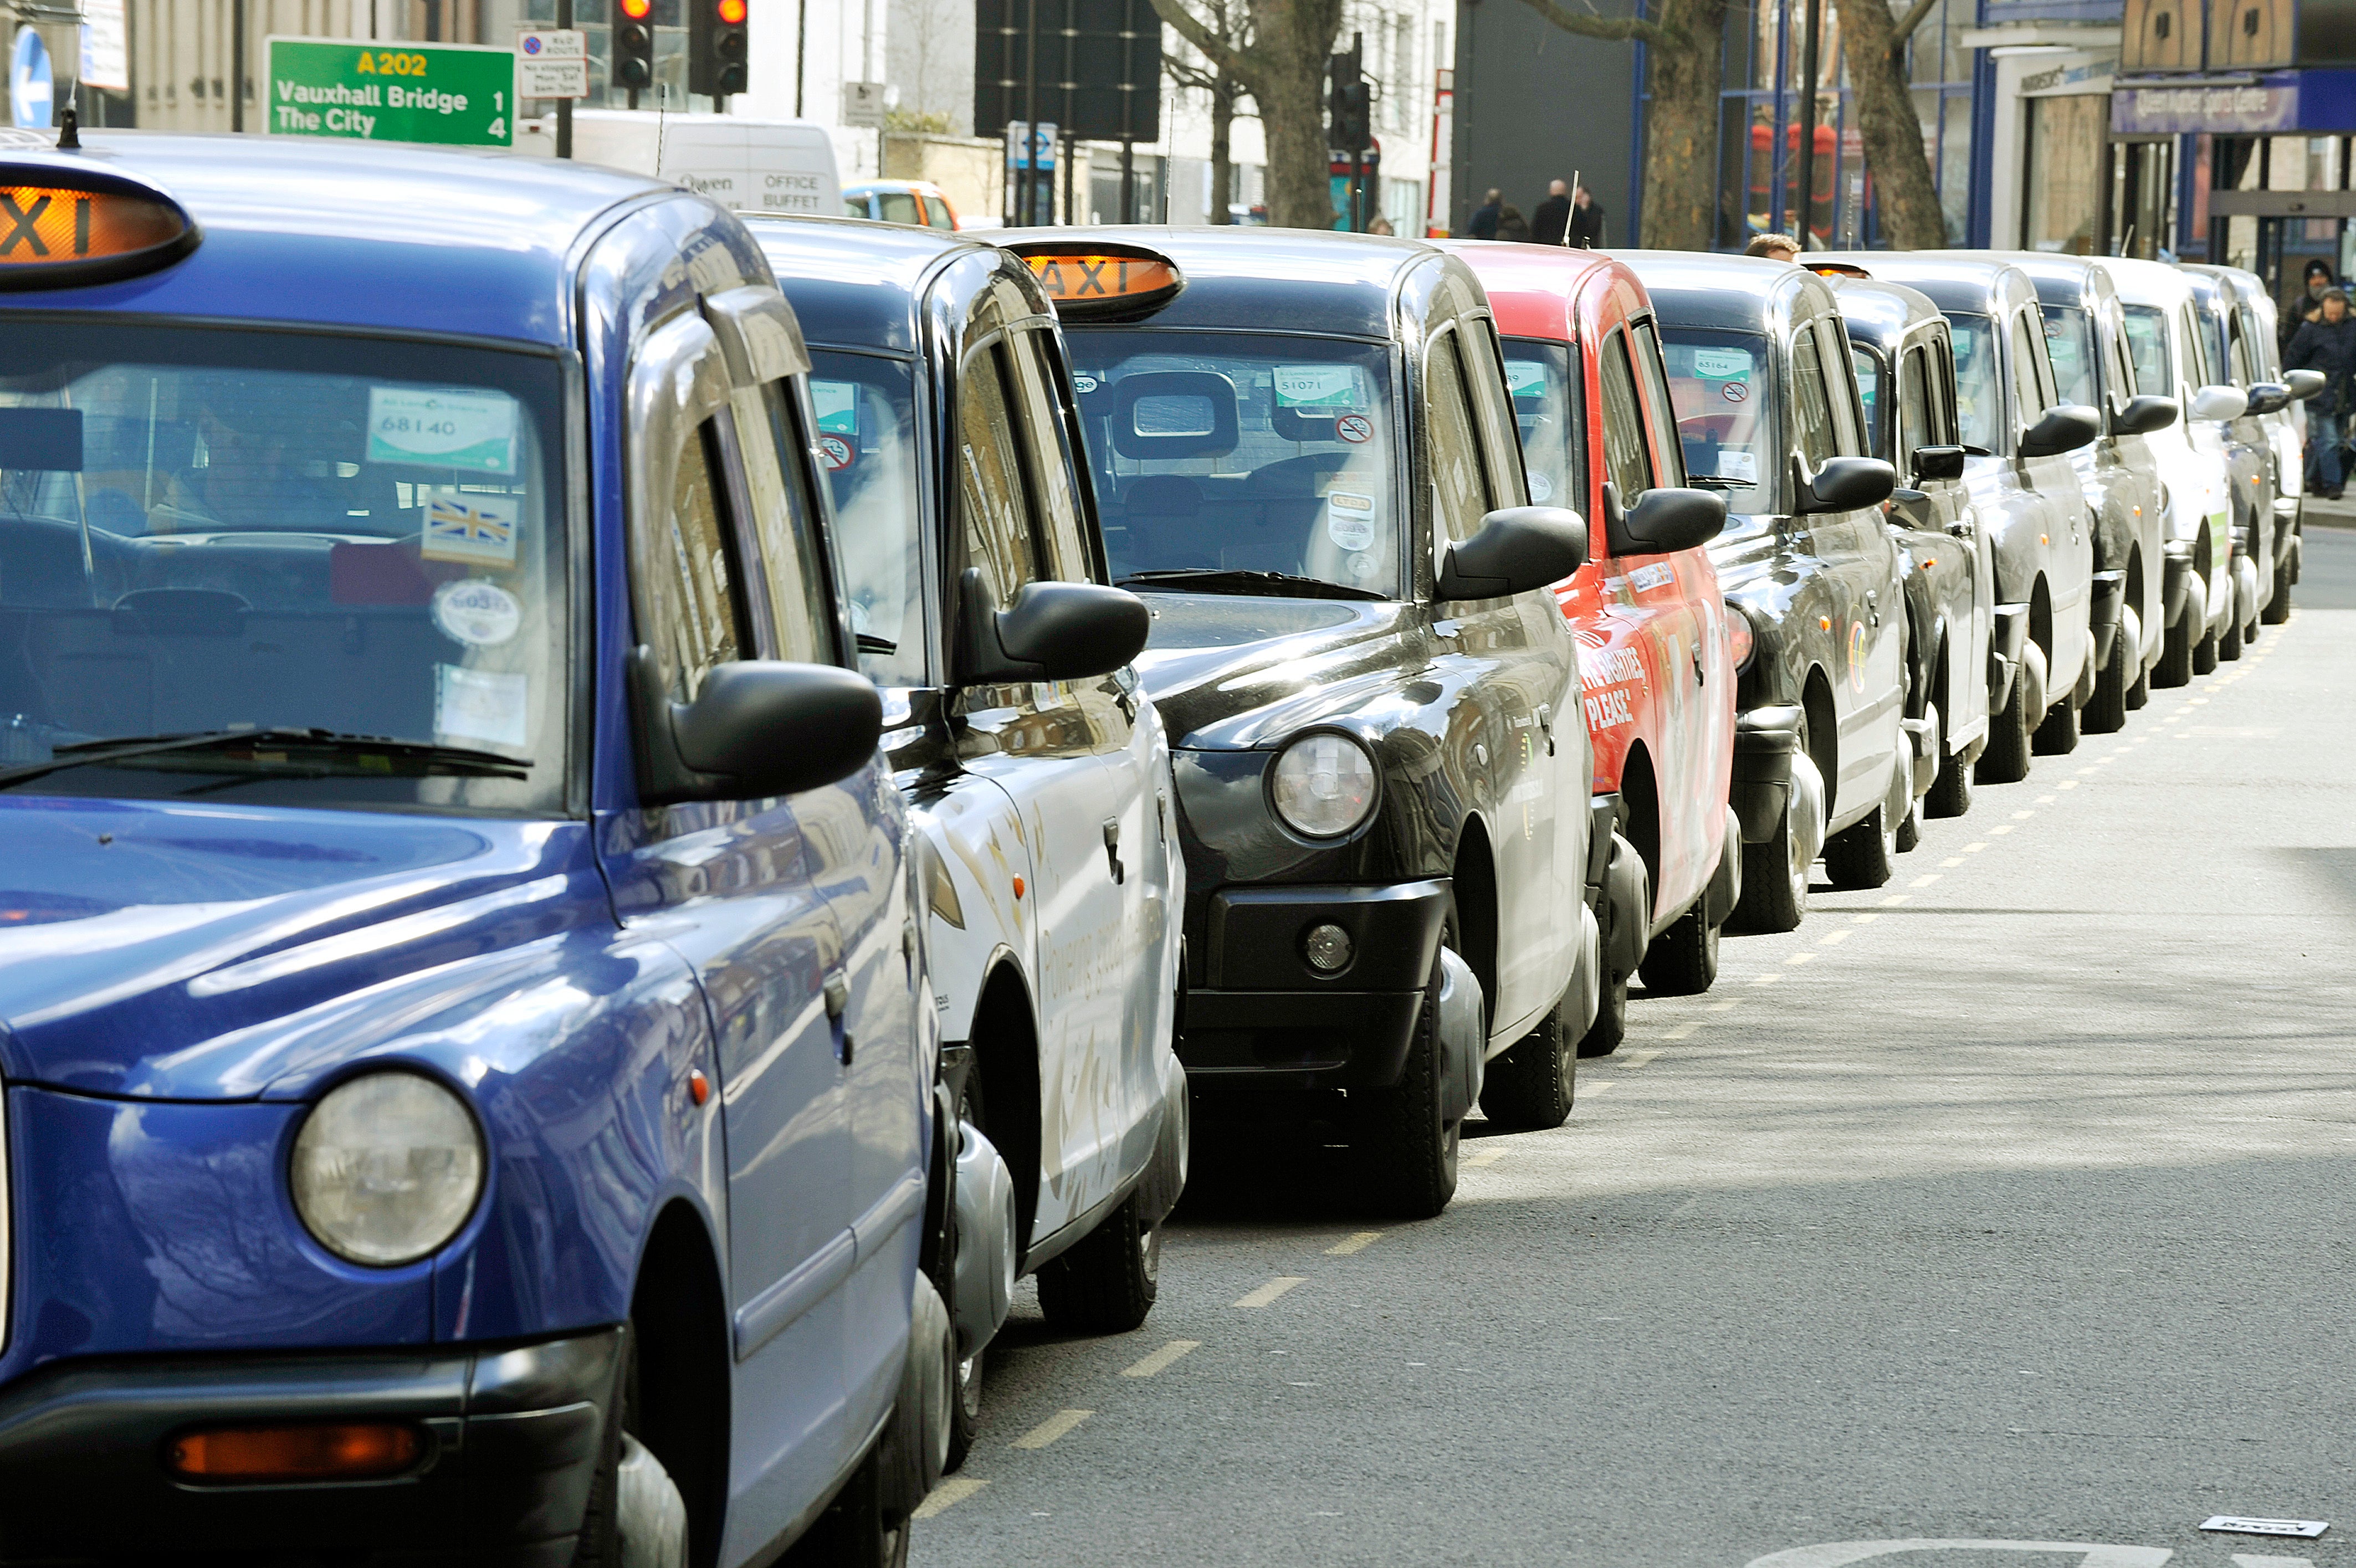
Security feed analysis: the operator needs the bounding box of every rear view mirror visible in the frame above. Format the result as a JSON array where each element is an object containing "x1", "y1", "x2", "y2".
[
  {"x1": 2286, "y1": 368, "x2": 2327, "y2": 402},
  {"x1": 1885, "y1": 486, "x2": 1938, "y2": 532},
  {"x1": 2018, "y1": 404, "x2": 2101, "y2": 459},
  {"x1": 2109, "y1": 394, "x2": 2178, "y2": 437},
  {"x1": 1911, "y1": 445, "x2": 1966, "y2": 483},
  {"x1": 2191, "y1": 383, "x2": 2249, "y2": 421},
  {"x1": 2243, "y1": 381, "x2": 2291, "y2": 416},
  {"x1": 1797, "y1": 455, "x2": 1896, "y2": 514},
  {"x1": 1437, "y1": 506, "x2": 1589, "y2": 600},
  {"x1": 956, "y1": 571, "x2": 1151, "y2": 685},
  {"x1": 633, "y1": 653, "x2": 885, "y2": 804},
  {"x1": 1606, "y1": 486, "x2": 1727, "y2": 557}
]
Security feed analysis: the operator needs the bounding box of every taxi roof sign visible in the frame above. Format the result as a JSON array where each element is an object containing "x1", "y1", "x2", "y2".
[
  {"x1": 0, "y1": 160, "x2": 198, "y2": 290},
  {"x1": 1009, "y1": 240, "x2": 1183, "y2": 321}
]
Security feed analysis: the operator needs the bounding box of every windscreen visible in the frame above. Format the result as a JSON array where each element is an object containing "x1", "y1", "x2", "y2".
[
  {"x1": 2121, "y1": 304, "x2": 2171, "y2": 397},
  {"x1": 1498, "y1": 339, "x2": 1584, "y2": 511},
  {"x1": 808, "y1": 350, "x2": 925, "y2": 686},
  {"x1": 1064, "y1": 330, "x2": 1401, "y2": 596},
  {"x1": 0, "y1": 323, "x2": 567, "y2": 812},
  {"x1": 1657, "y1": 327, "x2": 1774, "y2": 513},
  {"x1": 2041, "y1": 305, "x2": 2098, "y2": 408},
  {"x1": 1945, "y1": 313, "x2": 2005, "y2": 450}
]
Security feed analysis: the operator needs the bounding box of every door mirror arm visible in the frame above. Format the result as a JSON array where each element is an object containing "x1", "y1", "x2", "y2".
[{"x1": 631, "y1": 645, "x2": 884, "y2": 805}]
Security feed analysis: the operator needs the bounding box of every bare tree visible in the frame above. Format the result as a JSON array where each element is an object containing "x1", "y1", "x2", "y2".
[
  {"x1": 1165, "y1": 0, "x2": 1254, "y2": 224},
  {"x1": 1150, "y1": 0, "x2": 1343, "y2": 230}
]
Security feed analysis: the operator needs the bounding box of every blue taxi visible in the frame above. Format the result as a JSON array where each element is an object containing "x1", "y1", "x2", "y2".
[{"x1": 0, "y1": 132, "x2": 949, "y2": 1565}]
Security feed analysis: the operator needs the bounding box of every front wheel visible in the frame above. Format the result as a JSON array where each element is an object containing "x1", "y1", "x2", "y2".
[
  {"x1": 1479, "y1": 984, "x2": 1579, "y2": 1128},
  {"x1": 2193, "y1": 620, "x2": 2220, "y2": 674},
  {"x1": 1641, "y1": 899, "x2": 1720, "y2": 997},
  {"x1": 783, "y1": 1443, "x2": 910, "y2": 1568},
  {"x1": 573, "y1": 1377, "x2": 689, "y2": 1568},
  {"x1": 1823, "y1": 802, "x2": 1894, "y2": 890},
  {"x1": 2083, "y1": 623, "x2": 2129, "y2": 734},
  {"x1": 2032, "y1": 690, "x2": 2081, "y2": 756},
  {"x1": 2155, "y1": 607, "x2": 2193, "y2": 688},
  {"x1": 1977, "y1": 644, "x2": 2039, "y2": 785},
  {"x1": 1577, "y1": 968, "x2": 1628, "y2": 1058},
  {"x1": 2263, "y1": 570, "x2": 2292, "y2": 624},
  {"x1": 1349, "y1": 949, "x2": 1460, "y2": 1218},
  {"x1": 2219, "y1": 599, "x2": 2245, "y2": 661},
  {"x1": 1034, "y1": 1191, "x2": 1160, "y2": 1335}
]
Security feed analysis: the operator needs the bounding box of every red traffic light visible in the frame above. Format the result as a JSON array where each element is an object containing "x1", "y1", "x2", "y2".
[
  {"x1": 718, "y1": 0, "x2": 746, "y2": 22},
  {"x1": 618, "y1": 0, "x2": 651, "y2": 17}
]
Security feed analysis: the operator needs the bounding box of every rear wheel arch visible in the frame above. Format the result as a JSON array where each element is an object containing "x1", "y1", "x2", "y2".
[
  {"x1": 631, "y1": 1200, "x2": 731, "y2": 1568},
  {"x1": 968, "y1": 961, "x2": 1043, "y2": 1259},
  {"x1": 1800, "y1": 669, "x2": 1837, "y2": 824},
  {"x1": 2029, "y1": 575, "x2": 2053, "y2": 660},
  {"x1": 1619, "y1": 743, "x2": 1662, "y2": 914},
  {"x1": 1451, "y1": 814, "x2": 1499, "y2": 1031}
]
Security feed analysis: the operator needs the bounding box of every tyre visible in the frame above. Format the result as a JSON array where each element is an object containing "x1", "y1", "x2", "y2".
[
  {"x1": 1733, "y1": 808, "x2": 1807, "y2": 934},
  {"x1": 1822, "y1": 802, "x2": 1893, "y2": 890},
  {"x1": 1578, "y1": 967, "x2": 1628, "y2": 1058},
  {"x1": 2083, "y1": 623, "x2": 2128, "y2": 735},
  {"x1": 941, "y1": 1074, "x2": 989, "y2": 1470},
  {"x1": 2219, "y1": 604, "x2": 2243, "y2": 662},
  {"x1": 2193, "y1": 622, "x2": 2219, "y2": 675},
  {"x1": 784, "y1": 1445, "x2": 909, "y2": 1568},
  {"x1": 573, "y1": 1362, "x2": 690, "y2": 1568},
  {"x1": 2263, "y1": 570, "x2": 2292, "y2": 624},
  {"x1": 2032, "y1": 690, "x2": 2080, "y2": 756},
  {"x1": 1895, "y1": 805, "x2": 1920, "y2": 853},
  {"x1": 1349, "y1": 947, "x2": 1460, "y2": 1219},
  {"x1": 1479, "y1": 983, "x2": 1578, "y2": 1128},
  {"x1": 2155, "y1": 608, "x2": 2192, "y2": 688},
  {"x1": 1976, "y1": 648, "x2": 2036, "y2": 785},
  {"x1": 1925, "y1": 736, "x2": 1972, "y2": 817},
  {"x1": 2125, "y1": 653, "x2": 2150, "y2": 710},
  {"x1": 1034, "y1": 1191, "x2": 1159, "y2": 1335},
  {"x1": 1640, "y1": 899, "x2": 1720, "y2": 997}
]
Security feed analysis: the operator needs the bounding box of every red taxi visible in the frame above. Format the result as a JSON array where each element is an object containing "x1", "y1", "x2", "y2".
[{"x1": 1446, "y1": 243, "x2": 1741, "y2": 1029}]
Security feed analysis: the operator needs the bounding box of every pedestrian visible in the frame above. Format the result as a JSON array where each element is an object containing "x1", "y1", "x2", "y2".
[
  {"x1": 1464, "y1": 188, "x2": 1502, "y2": 240},
  {"x1": 1531, "y1": 179, "x2": 1573, "y2": 247},
  {"x1": 2287, "y1": 258, "x2": 2336, "y2": 347},
  {"x1": 2285, "y1": 287, "x2": 2356, "y2": 499},
  {"x1": 1367, "y1": 214, "x2": 1395, "y2": 235},
  {"x1": 1496, "y1": 203, "x2": 1533, "y2": 243},
  {"x1": 1568, "y1": 183, "x2": 1606, "y2": 248},
  {"x1": 1745, "y1": 232, "x2": 1800, "y2": 263}
]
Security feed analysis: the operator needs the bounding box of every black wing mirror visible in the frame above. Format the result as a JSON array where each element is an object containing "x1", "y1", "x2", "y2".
[
  {"x1": 2243, "y1": 381, "x2": 2292, "y2": 416},
  {"x1": 2286, "y1": 368, "x2": 2327, "y2": 402},
  {"x1": 1797, "y1": 455, "x2": 1896, "y2": 514},
  {"x1": 1911, "y1": 445, "x2": 1966, "y2": 483},
  {"x1": 632, "y1": 652, "x2": 884, "y2": 805},
  {"x1": 2018, "y1": 404, "x2": 2101, "y2": 459},
  {"x1": 1884, "y1": 486, "x2": 1939, "y2": 532},
  {"x1": 955, "y1": 570, "x2": 1151, "y2": 686},
  {"x1": 2109, "y1": 394, "x2": 2178, "y2": 437},
  {"x1": 1606, "y1": 486, "x2": 1727, "y2": 557},
  {"x1": 1437, "y1": 506, "x2": 1589, "y2": 601}
]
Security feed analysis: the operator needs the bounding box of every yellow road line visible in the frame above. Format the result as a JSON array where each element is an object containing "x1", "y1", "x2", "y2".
[
  {"x1": 1012, "y1": 1408, "x2": 1093, "y2": 1449},
  {"x1": 1233, "y1": 1277, "x2": 1308, "y2": 1309},
  {"x1": 1122, "y1": 1340, "x2": 1202, "y2": 1377},
  {"x1": 1325, "y1": 1232, "x2": 1382, "y2": 1256},
  {"x1": 914, "y1": 1478, "x2": 989, "y2": 1518}
]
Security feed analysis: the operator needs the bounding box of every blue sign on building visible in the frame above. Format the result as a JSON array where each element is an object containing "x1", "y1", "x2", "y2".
[{"x1": 10, "y1": 27, "x2": 52, "y2": 130}]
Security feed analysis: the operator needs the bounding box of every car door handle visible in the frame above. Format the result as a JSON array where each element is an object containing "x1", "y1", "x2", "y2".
[
  {"x1": 1946, "y1": 520, "x2": 1973, "y2": 539},
  {"x1": 1103, "y1": 820, "x2": 1125, "y2": 885},
  {"x1": 1535, "y1": 703, "x2": 1555, "y2": 755},
  {"x1": 1866, "y1": 590, "x2": 1880, "y2": 628},
  {"x1": 823, "y1": 973, "x2": 853, "y2": 1066}
]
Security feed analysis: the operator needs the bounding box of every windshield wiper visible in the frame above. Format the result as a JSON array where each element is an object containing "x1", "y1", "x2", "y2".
[
  {"x1": 1116, "y1": 568, "x2": 1386, "y2": 602},
  {"x1": 0, "y1": 727, "x2": 531, "y2": 790},
  {"x1": 1685, "y1": 474, "x2": 1754, "y2": 491}
]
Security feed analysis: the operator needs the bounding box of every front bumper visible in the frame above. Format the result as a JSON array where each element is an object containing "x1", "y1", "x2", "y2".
[
  {"x1": 0, "y1": 1328, "x2": 619, "y2": 1565},
  {"x1": 1179, "y1": 879, "x2": 1449, "y2": 1089},
  {"x1": 1729, "y1": 704, "x2": 1801, "y2": 845}
]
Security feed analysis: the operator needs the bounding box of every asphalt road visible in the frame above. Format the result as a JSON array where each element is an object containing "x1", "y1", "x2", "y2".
[{"x1": 918, "y1": 530, "x2": 2356, "y2": 1568}]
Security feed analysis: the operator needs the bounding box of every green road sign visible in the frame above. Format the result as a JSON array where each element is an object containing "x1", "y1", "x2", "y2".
[{"x1": 265, "y1": 38, "x2": 516, "y2": 147}]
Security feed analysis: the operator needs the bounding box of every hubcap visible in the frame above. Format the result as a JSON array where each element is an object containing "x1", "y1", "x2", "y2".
[{"x1": 1139, "y1": 1222, "x2": 1161, "y2": 1285}]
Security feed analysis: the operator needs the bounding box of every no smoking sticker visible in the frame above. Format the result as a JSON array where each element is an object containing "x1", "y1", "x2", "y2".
[
  {"x1": 820, "y1": 434, "x2": 855, "y2": 472},
  {"x1": 1336, "y1": 413, "x2": 1374, "y2": 444},
  {"x1": 1723, "y1": 381, "x2": 1750, "y2": 402}
]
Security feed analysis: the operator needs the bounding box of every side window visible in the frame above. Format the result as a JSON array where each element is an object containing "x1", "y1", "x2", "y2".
[
  {"x1": 1819, "y1": 320, "x2": 1867, "y2": 454},
  {"x1": 1898, "y1": 346, "x2": 1933, "y2": 473},
  {"x1": 645, "y1": 421, "x2": 747, "y2": 700},
  {"x1": 1933, "y1": 336, "x2": 1960, "y2": 444},
  {"x1": 733, "y1": 380, "x2": 837, "y2": 664},
  {"x1": 1790, "y1": 322, "x2": 1839, "y2": 469},
  {"x1": 1005, "y1": 326, "x2": 1098, "y2": 582},
  {"x1": 1629, "y1": 320, "x2": 1688, "y2": 485},
  {"x1": 1852, "y1": 346, "x2": 1884, "y2": 459},
  {"x1": 2229, "y1": 316, "x2": 2256, "y2": 383},
  {"x1": 1599, "y1": 330, "x2": 1656, "y2": 497},
  {"x1": 958, "y1": 340, "x2": 1041, "y2": 600},
  {"x1": 2010, "y1": 312, "x2": 2048, "y2": 427},
  {"x1": 1461, "y1": 317, "x2": 1530, "y2": 506},
  {"x1": 1425, "y1": 326, "x2": 1493, "y2": 544}
]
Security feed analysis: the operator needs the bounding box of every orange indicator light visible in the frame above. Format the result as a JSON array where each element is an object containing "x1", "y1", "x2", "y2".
[
  {"x1": 1012, "y1": 877, "x2": 1026, "y2": 899},
  {"x1": 167, "y1": 1423, "x2": 422, "y2": 1484}
]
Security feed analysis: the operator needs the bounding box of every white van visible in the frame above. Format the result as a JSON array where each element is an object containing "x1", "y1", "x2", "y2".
[{"x1": 551, "y1": 109, "x2": 840, "y2": 217}]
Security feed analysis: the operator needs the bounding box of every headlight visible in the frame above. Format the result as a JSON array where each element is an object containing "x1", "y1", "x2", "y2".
[
  {"x1": 291, "y1": 1072, "x2": 484, "y2": 1266},
  {"x1": 1271, "y1": 732, "x2": 1379, "y2": 839},
  {"x1": 1725, "y1": 601, "x2": 1758, "y2": 672}
]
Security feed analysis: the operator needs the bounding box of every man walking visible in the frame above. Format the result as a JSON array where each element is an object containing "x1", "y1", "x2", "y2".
[
  {"x1": 1532, "y1": 179, "x2": 1573, "y2": 247},
  {"x1": 1568, "y1": 184, "x2": 1606, "y2": 248},
  {"x1": 2285, "y1": 288, "x2": 2356, "y2": 499},
  {"x1": 1464, "y1": 188, "x2": 1502, "y2": 240}
]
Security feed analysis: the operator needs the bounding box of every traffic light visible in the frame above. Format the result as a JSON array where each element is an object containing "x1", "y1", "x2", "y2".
[
  {"x1": 690, "y1": 0, "x2": 749, "y2": 98},
  {"x1": 611, "y1": 0, "x2": 654, "y2": 90},
  {"x1": 1329, "y1": 46, "x2": 1370, "y2": 152}
]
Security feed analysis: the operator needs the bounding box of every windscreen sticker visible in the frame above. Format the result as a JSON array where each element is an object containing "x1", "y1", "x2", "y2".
[
  {"x1": 436, "y1": 664, "x2": 528, "y2": 749},
  {"x1": 811, "y1": 380, "x2": 859, "y2": 436},
  {"x1": 1336, "y1": 412, "x2": 1374, "y2": 444},
  {"x1": 1071, "y1": 371, "x2": 1100, "y2": 395},
  {"x1": 1723, "y1": 381, "x2": 1750, "y2": 403},
  {"x1": 1716, "y1": 450, "x2": 1758, "y2": 481},
  {"x1": 1529, "y1": 471, "x2": 1555, "y2": 501},
  {"x1": 1627, "y1": 562, "x2": 1675, "y2": 591},
  {"x1": 1505, "y1": 361, "x2": 1549, "y2": 397},
  {"x1": 1326, "y1": 490, "x2": 1377, "y2": 552},
  {"x1": 1273, "y1": 365, "x2": 1364, "y2": 409},
  {"x1": 367, "y1": 387, "x2": 518, "y2": 475},
  {"x1": 820, "y1": 434, "x2": 856, "y2": 472},
  {"x1": 421, "y1": 491, "x2": 519, "y2": 567},
  {"x1": 1690, "y1": 349, "x2": 1752, "y2": 379},
  {"x1": 432, "y1": 580, "x2": 523, "y2": 647}
]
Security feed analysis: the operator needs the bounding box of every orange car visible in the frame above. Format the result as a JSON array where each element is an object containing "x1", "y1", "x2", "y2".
[{"x1": 842, "y1": 179, "x2": 960, "y2": 230}]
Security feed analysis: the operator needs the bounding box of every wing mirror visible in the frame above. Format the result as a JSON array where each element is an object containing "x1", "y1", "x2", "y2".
[
  {"x1": 1884, "y1": 486, "x2": 1939, "y2": 532},
  {"x1": 2018, "y1": 404, "x2": 2101, "y2": 459},
  {"x1": 1605, "y1": 486, "x2": 1727, "y2": 557},
  {"x1": 955, "y1": 570, "x2": 1151, "y2": 686},
  {"x1": 1796, "y1": 455, "x2": 1896, "y2": 514},
  {"x1": 1437, "y1": 506, "x2": 1589, "y2": 601},
  {"x1": 631, "y1": 652, "x2": 884, "y2": 805},
  {"x1": 1911, "y1": 445, "x2": 1966, "y2": 483},
  {"x1": 2286, "y1": 368, "x2": 2328, "y2": 402},
  {"x1": 2190, "y1": 383, "x2": 2249, "y2": 421},
  {"x1": 2109, "y1": 394, "x2": 2178, "y2": 437},
  {"x1": 2243, "y1": 381, "x2": 2292, "y2": 416}
]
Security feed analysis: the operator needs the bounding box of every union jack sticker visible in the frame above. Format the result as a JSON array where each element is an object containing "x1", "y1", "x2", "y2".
[{"x1": 421, "y1": 492, "x2": 519, "y2": 567}]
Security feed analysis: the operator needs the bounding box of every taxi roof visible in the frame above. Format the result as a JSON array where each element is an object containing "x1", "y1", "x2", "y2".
[
  {"x1": 1432, "y1": 239, "x2": 1625, "y2": 340},
  {"x1": 1813, "y1": 250, "x2": 2036, "y2": 317},
  {"x1": 1830, "y1": 275, "x2": 1943, "y2": 354},
  {"x1": 1612, "y1": 249, "x2": 1826, "y2": 332},
  {"x1": 2005, "y1": 252, "x2": 2113, "y2": 312},
  {"x1": 0, "y1": 131, "x2": 669, "y2": 345},
  {"x1": 743, "y1": 214, "x2": 984, "y2": 355},
  {"x1": 1002, "y1": 224, "x2": 1437, "y2": 339}
]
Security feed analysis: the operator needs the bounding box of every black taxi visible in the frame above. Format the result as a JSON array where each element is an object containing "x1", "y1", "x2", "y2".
[
  {"x1": 1623, "y1": 252, "x2": 1907, "y2": 925},
  {"x1": 1003, "y1": 228, "x2": 1596, "y2": 1219}
]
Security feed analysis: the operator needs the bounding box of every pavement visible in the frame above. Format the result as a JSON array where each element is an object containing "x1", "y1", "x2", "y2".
[{"x1": 915, "y1": 531, "x2": 2356, "y2": 1568}]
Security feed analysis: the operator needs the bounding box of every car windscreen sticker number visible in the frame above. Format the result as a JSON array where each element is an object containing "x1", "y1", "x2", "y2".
[
  {"x1": 1529, "y1": 471, "x2": 1554, "y2": 501},
  {"x1": 1336, "y1": 413, "x2": 1374, "y2": 443},
  {"x1": 1326, "y1": 489, "x2": 1376, "y2": 552},
  {"x1": 435, "y1": 663, "x2": 527, "y2": 748},
  {"x1": 367, "y1": 386, "x2": 518, "y2": 475},
  {"x1": 1273, "y1": 365, "x2": 1363, "y2": 410},
  {"x1": 811, "y1": 380, "x2": 859, "y2": 435},
  {"x1": 1504, "y1": 360, "x2": 1548, "y2": 398},
  {"x1": 432, "y1": 580, "x2": 522, "y2": 646},
  {"x1": 421, "y1": 491, "x2": 519, "y2": 566},
  {"x1": 1690, "y1": 349, "x2": 1751, "y2": 379}
]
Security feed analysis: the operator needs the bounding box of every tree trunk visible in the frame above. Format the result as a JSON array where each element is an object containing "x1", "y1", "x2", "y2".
[
  {"x1": 1638, "y1": 0, "x2": 1727, "y2": 249},
  {"x1": 1831, "y1": 0, "x2": 1947, "y2": 248},
  {"x1": 1151, "y1": 0, "x2": 1341, "y2": 230},
  {"x1": 1211, "y1": 75, "x2": 1237, "y2": 222}
]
